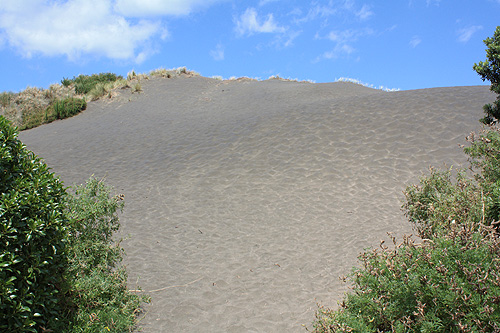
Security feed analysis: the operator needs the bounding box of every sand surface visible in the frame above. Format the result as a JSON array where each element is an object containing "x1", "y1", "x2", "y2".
[{"x1": 19, "y1": 76, "x2": 495, "y2": 332}]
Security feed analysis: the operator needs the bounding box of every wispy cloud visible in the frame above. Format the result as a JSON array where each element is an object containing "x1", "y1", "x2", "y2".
[
  {"x1": 210, "y1": 43, "x2": 225, "y2": 61},
  {"x1": 0, "y1": 0, "x2": 163, "y2": 62},
  {"x1": 315, "y1": 28, "x2": 373, "y2": 61},
  {"x1": 457, "y1": 25, "x2": 483, "y2": 43},
  {"x1": 356, "y1": 4, "x2": 374, "y2": 20},
  {"x1": 234, "y1": 8, "x2": 286, "y2": 36},
  {"x1": 409, "y1": 35, "x2": 421, "y2": 48},
  {"x1": 294, "y1": 1, "x2": 373, "y2": 24},
  {"x1": 114, "y1": 0, "x2": 226, "y2": 17},
  {"x1": 293, "y1": 4, "x2": 337, "y2": 24}
]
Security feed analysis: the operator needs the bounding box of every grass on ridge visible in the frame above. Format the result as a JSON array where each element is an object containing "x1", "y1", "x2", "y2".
[{"x1": 0, "y1": 67, "x2": 199, "y2": 131}]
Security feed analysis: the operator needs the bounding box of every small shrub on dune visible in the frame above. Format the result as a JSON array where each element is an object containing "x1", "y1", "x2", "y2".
[
  {"x1": 51, "y1": 97, "x2": 87, "y2": 119},
  {"x1": 132, "y1": 82, "x2": 142, "y2": 93},
  {"x1": 63, "y1": 177, "x2": 148, "y2": 332},
  {"x1": 63, "y1": 73, "x2": 123, "y2": 95}
]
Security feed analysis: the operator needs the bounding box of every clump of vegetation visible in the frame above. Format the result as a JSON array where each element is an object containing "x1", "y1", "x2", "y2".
[
  {"x1": 62, "y1": 73, "x2": 123, "y2": 95},
  {"x1": 0, "y1": 117, "x2": 147, "y2": 332},
  {"x1": 0, "y1": 92, "x2": 15, "y2": 108},
  {"x1": 314, "y1": 226, "x2": 500, "y2": 332},
  {"x1": 0, "y1": 84, "x2": 76, "y2": 130},
  {"x1": 1, "y1": 66, "x2": 201, "y2": 131},
  {"x1": 62, "y1": 177, "x2": 148, "y2": 332},
  {"x1": 50, "y1": 97, "x2": 87, "y2": 120},
  {"x1": 132, "y1": 83, "x2": 142, "y2": 93},
  {"x1": 313, "y1": 26, "x2": 500, "y2": 332},
  {"x1": 0, "y1": 116, "x2": 68, "y2": 331}
]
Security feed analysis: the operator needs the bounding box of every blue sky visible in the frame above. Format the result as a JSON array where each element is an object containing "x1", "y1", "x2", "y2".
[{"x1": 0, "y1": 0, "x2": 498, "y2": 92}]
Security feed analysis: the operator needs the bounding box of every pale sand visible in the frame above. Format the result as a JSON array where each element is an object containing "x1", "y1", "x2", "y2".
[{"x1": 19, "y1": 76, "x2": 495, "y2": 332}]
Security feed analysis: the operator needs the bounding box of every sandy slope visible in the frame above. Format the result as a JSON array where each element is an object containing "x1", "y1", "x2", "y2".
[{"x1": 19, "y1": 76, "x2": 495, "y2": 332}]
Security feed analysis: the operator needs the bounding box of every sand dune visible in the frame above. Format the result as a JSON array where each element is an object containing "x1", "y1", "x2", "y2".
[{"x1": 19, "y1": 76, "x2": 495, "y2": 332}]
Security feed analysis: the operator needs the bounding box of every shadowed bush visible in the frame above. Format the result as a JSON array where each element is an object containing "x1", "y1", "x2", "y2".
[{"x1": 0, "y1": 116, "x2": 68, "y2": 331}]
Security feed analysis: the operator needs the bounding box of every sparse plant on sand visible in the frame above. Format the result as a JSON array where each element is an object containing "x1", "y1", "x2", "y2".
[
  {"x1": 132, "y1": 82, "x2": 142, "y2": 93},
  {"x1": 474, "y1": 26, "x2": 500, "y2": 124},
  {"x1": 127, "y1": 70, "x2": 137, "y2": 81}
]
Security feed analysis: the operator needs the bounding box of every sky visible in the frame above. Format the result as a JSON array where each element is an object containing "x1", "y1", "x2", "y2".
[{"x1": 0, "y1": 0, "x2": 498, "y2": 92}]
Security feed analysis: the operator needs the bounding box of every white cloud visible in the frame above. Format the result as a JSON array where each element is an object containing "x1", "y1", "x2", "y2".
[
  {"x1": 210, "y1": 43, "x2": 224, "y2": 61},
  {"x1": 322, "y1": 44, "x2": 355, "y2": 59},
  {"x1": 409, "y1": 36, "x2": 421, "y2": 48},
  {"x1": 315, "y1": 28, "x2": 373, "y2": 61},
  {"x1": 294, "y1": 1, "x2": 372, "y2": 24},
  {"x1": 293, "y1": 4, "x2": 337, "y2": 23},
  {"x1": 114, "y1": 0, "x2": 226, "y2": 17},
  {"x1": 458, "y1": 25, "x2": 483, "y2": 43},
  {"x1": 0, "y1": 0, "x2": 162, "y2": 62},
  {"x1": 356, "y1": 4, "x2": 373, "y2": 20},
  {"x1": 235, "y1": 8, "x2": 286, "y2": 36}
]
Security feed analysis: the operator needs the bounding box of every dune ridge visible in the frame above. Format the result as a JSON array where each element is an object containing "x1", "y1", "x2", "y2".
[{"x1": 19, "y1": 76, "x2": 495, "y2": 332}]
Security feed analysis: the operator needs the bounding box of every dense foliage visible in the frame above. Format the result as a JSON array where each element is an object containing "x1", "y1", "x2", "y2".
[
  {"x1": 0, "y1": 116, "x2": 68, "y2": 331},
  {"x1": 474, "y1": 26, "x2": 500, "y2": 124},
  {"x1": 315, "y1": 227, "x2": 500, "y2": 332}
]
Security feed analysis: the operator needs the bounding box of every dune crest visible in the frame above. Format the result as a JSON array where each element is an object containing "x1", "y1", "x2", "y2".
[{"x1": 19, "y1": 76, "x2": 495, "y2": 332}]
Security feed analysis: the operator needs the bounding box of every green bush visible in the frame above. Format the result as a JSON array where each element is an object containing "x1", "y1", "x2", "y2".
[
  {"x1": 62, "y1": 73, "x2": 123, "y2": 95},
  {"x1": 465, "y1": 129, "x2": 500, "y2": 224},
  {"x1": 62, "y1": 178, "x2": 148, "y2": 332},
  {"x1": 51, "y1": 97, "x2": 86, "y2": 120},
  {"x1": 0, "y1": 116, "x2": 68, "y2": 331},
  {"x1": 473, "y1": 26, "x2": 500, "y2": 124},
  {"x1": 314, "y1": 227, "x2": 500, "y2": 332},
  {"x1": 403, "y1": 167, "x2": 483, "y2": 238}
]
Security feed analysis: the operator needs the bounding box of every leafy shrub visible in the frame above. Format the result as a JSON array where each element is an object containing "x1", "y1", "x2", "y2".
[
  {"x1": 62, "y1": 178, "x2": 148, "y2": 332},
  {"x1": 314, "y1": 227, "x2": 500, "y2": 332},
  {"x1": 403, "y1": 167, "x2": 483, "y2": 238},
  {"x1": 465, "y1": 129, "x2": 500, "y2": 224},
  {"x1": 473, "y1": 26, "x2": 500, "y2": 124},
  {"x1": 0, "y1": 116, "x2": 68, "y2": 331},
  {"x1": 51, "y1": 97, "x2": 87, "y2": 120}
]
